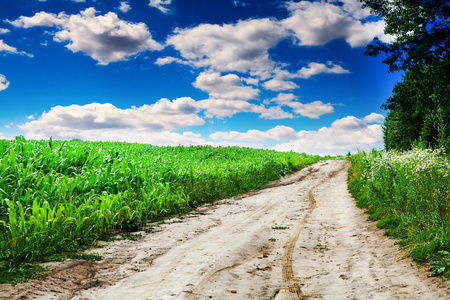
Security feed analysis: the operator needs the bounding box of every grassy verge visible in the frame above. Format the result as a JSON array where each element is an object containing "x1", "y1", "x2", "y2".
[
  {"x1": 0, "y1": 137, "x2": 321, "y2": 284},
  {"x1": 348, "y1": 148, "x2": 450, "y2": 278}
]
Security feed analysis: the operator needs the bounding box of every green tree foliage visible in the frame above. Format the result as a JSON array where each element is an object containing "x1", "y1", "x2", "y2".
[
  {"x1": 359, "y1": 0, "x2": 449, "y2": 72},
  {"x1": 383, "y1": 61, "x2": 450, "y2": 150},
  {"x1": 358, "y1": 0, "x2": 450, "y2": 150}
]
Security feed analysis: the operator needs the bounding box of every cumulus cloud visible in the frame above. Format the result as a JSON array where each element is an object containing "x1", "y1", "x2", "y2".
[
  {"x1": 282, "y1": 0, "x2": 393, "y2": 47},
  {"x1": 19, "y1": 99, "x2": 204, "y2": 138},
  {"x1": 271, "y1": 93, "x2": 334, "y2": 119},
  {"x1": 0, "y1": 74, "x2": 10, "y2": 91},
  {"x1": 118, "y1": 1, "x2": 131, "y2": 13},
  {"x1": 9, "y1": 8, "x2": 163, "y2": 65},
  {"x1": 210, "y1": 113, "x2": 385, "y2": 155},
  {"x1": 193, "y1": 72, "x2": 260, "y2": 100},
  {"x1": 164, "y1": 18, "x2": 287, "y2": 73},
  {"x1": 0, "y1": 40, "x2": 33, "y2": 57},
  {"x1": 0, "y1": 29, "x2": 10, "y2": 34},
  {"x1": 296, "y1": 62, "x2": 350, "y2": 79},
  {"x1": 273, "y1": 115, "x2": 384, "y2": 155},
  {"x1": 210, "y1": 125, "x2": 298, "y2": 142},
  {"x1": 8, "y1": 11, "x2": 66, "y2": 28},
  {"x1": 263, "y1": 79, "x2": 299, "y2": 91},
  {"x1": 363, "y1": 112, "x2": 385, "y2": 123},
  {"x1": 149, "y1": 0, "x2": 172, "y2": 14},
  {"x1": 195, "y1": 99, "x2": 294, "y2": 119}
]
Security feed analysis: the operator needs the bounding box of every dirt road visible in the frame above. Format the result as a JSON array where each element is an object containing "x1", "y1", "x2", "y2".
[{"x1": 2, "y1": 160, "x2": 450, "y2": 299}]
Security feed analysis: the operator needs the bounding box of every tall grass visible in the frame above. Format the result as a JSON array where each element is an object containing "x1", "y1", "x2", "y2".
[
  {"x1": 0, "y1": 137, "x2": 320, "y2": 283},
  {"x1": 348, "y1": 148, "x2": 450, "y2": 277}
]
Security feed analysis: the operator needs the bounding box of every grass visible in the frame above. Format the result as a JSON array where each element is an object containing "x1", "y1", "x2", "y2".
[
  {"x1": 271, "y1": 225, "x2": 290, "y2": 230},
  {"x1": 348, "y1": 148, "x2": 450, "y2": 278},
  {"x1": 0, "y1": 136, "x2": 321, "y2": 284}
]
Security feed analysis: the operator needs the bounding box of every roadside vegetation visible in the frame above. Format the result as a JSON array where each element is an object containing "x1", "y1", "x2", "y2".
[
  {"x1": 0, "y1": 136, "x2": 321, "y2": 284},
  {"x1": 348, "y1": 148, "x2": 450, "y2": 278},
  {"x1": 350, "y1": 1, "x2": 449, "y2": 278}
]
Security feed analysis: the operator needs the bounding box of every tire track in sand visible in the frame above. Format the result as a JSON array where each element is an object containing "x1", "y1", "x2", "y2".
[
  {"x1": 282, "y1": 163, "x2": 347, "y2": 300},
  {"x1": 186, "y1": 162, "x2": 346, "y2": 299},
  {"x1": 145, "y1": 167, "x2": 319, "y2": 297},
  {"x1": 184, "y1": 166, "x2": 321, "y2": 299}
]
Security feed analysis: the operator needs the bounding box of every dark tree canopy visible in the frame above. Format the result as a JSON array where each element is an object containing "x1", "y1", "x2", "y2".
[
  {"x1": 358, "y1": 0, "x2": 450, "y2": 151},
  {"x1": 358, "y1": 0, "x2": 450, "y2": 72}
]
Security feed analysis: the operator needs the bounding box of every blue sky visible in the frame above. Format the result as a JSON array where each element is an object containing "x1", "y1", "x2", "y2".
[{"x1": 0, "y1": 0, "x2": 402, "y2": 155}]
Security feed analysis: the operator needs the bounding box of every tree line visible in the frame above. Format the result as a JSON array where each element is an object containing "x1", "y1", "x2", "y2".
[{"x1": 358, "y1": 0, "x2": 450, "y2": 151}]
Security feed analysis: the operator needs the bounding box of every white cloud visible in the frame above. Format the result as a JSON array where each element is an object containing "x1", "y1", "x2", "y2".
[
  {"x1": 0, "y1": 132, "x2": 5, "y2": 139},
  {"x1": 210, "y1": 125, "x2": 298, "y2": 142},
  {"x1": 0, "y1": 74, "x2": 10, "y2": 91},
  {"x1": 118, "y1": 2, "x2": 131, "y2": 13},
  {"x1": 290, "y1": 101, "x2": 334, "y2": 119},
  {"x1": 346, "y1": 20, "x2": 390, "y2": 48},
  {"x1": 16, "y1": 100, "x2": 209, "y2": 146},
  {"x1": 72, "y1": 0, "x2": 86, "y2": 2},
  {"x1": 165, "y1": 18, "x2": 287, "y2": 73},
  {"x1": 195, "y1": 99, "x2": 294, "y2": 119},
  {"x1": 0, "y1": 40, "x2": 33, "y2": 57},
  {"x1": 0, "y1": 40, "x2": 20, "y2": 53},
  {"x1": 0, "y1": 29, "x2": 10, "y2": 34},
  {"x1": 26, "y1": 115, "x2": 35, "y2": 120},
  {"x1": 363, "y1": 112, "x2": 385, "y2": 123},
  {"x1": 193, "y1": 72, "x2": 260, "y2": 100},
  {"x1": 262, "y1": 79, "x2": 299, "y2": 91},
  {"x1": 282, "y1": 1, "x2": 393, "y2": 47},
  {"x1": 9, "y1": 8, "x2": 163, "y2": 65},
  {"x1": 209, "y1": 114, "x2": 384, "y2": 155},
  {"x1": 8, "y1": 11, "x2": 66, "y2": 28},
  {"x1": 19, "y1": 99, "x2": 204, "y2": 138},
  {"x1": 274, "y1": 115, "x2": 384, "y2": 155},
  {"x1": 296, "y1": 62, "x2": 349, "y2": 79},
  {"x1": 149, "y1": 0, "x2": 172, "y2": 14},
  {"x1": 271, "y1": 93, "x2": 333, "y2": 119}
]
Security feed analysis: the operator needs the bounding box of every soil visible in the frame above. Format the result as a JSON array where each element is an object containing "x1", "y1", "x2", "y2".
[{"x1": 2, "y1": 160, "x2": 450, "y2": 299}]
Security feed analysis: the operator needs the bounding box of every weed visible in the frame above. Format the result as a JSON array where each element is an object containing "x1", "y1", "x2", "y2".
[
  {"x1": 271, "y1": 226, "x2": 290, "y2": 230},
  {"x1": 348, "y1": 148, "x2": 450, "y2": 278}
]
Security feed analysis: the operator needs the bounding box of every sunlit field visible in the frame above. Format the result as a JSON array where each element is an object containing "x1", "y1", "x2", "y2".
[
  {"x1": 348, "y1": 148, "x2": 450, "y2": 277},
  {"x1": 0, "y1": 137, "x2": 321, "y2": 283}
]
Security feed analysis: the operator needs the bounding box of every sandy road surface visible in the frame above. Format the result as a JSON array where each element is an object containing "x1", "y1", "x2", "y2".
[{"x1": 2, "y1": 160, "x2": 450, "y2": 299}]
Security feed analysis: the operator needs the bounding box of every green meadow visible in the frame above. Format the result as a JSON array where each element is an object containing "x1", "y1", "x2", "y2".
[
  {"x1": 348, "y1": 148, "x2": 450, "y2": 278},
  {"x1": 0, "y1": 137, "x2": 320, "y2": 283}
]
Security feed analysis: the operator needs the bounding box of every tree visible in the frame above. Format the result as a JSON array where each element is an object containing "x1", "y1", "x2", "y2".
[
  {"x1": 382, "y1": 61, "x2": 450, "y2": 150},
  {"x1": 358, "y1": 0, "x2": 450, "y2": 150},
  {"x1": 358, "y1": 0, "x2": 450, "y2": 72}
]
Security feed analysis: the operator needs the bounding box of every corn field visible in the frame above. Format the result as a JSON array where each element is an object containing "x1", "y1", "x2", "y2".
[{"x1": 0, "y1": 136, "x2": 320, "y2": 281}]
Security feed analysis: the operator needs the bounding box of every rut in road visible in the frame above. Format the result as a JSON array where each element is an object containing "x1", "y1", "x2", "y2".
[
  {"x1": 186, "y1": 166, "x2": 330, "y2": 299},
  {"x1": 281, "y1": 163, "x2": 347, "y2": 300}
]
